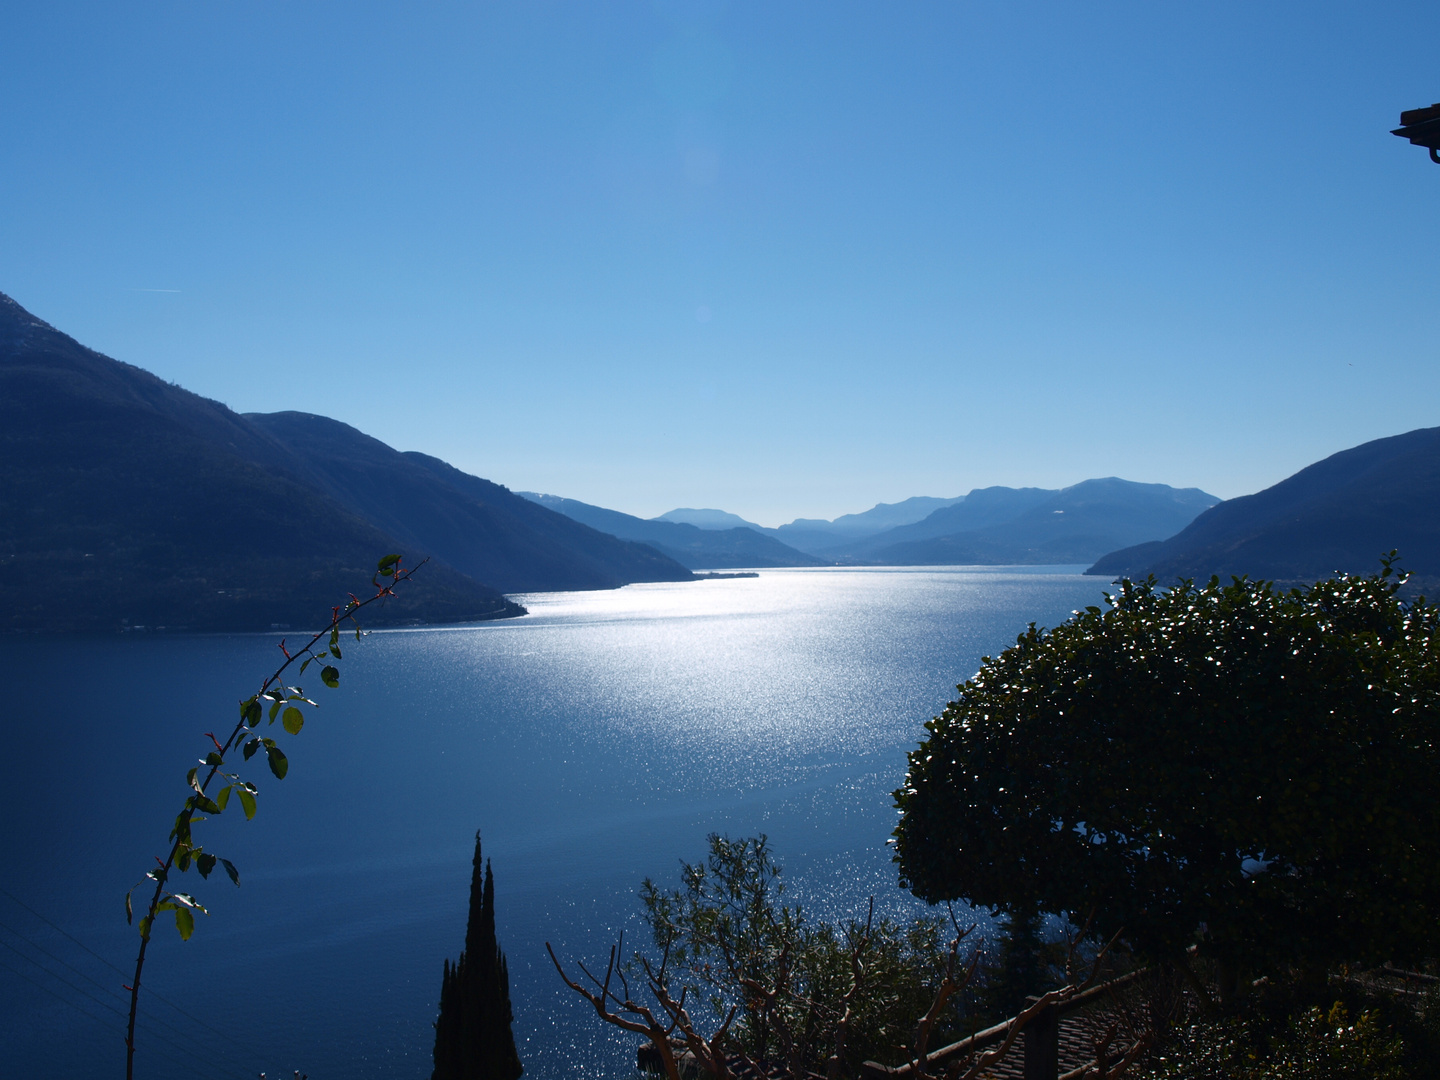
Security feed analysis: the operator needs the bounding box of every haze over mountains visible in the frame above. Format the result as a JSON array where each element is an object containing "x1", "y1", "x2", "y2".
[
  {"x1": 518, "y1": 494, "x2": 825, "y2": 570},
  {"x1": 540, "y1": 481, "x2": 1221, "y2": 568},
  {"x1": 5, "y1": 287, "x2": 1437, "y2": 632}
]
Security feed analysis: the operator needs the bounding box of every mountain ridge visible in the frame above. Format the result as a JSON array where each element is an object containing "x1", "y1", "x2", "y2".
[
  {"x1": 1086, "y1": 427, "x2": 1440, "y2": 583},
  {"x1": 0, "y1": 290, "x2": 694, "y2": 631}
]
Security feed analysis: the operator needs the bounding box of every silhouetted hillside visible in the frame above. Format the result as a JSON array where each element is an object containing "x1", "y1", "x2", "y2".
[
  {"x1": 519, "y1": 493, "x2": 824, "y2": 569},
  {"x1": 828, "y1": 480, "x2": 1217, "y2": 565},
  {"x1": 0, "y1": 292, "x2": 520, "y2": 631},
  {"x1": 0, "y1": 290, "x2": 697, "y2": 632},
  {"x1": 247, "y1": 413, "x2": 693, "y2": 592},
  {"x1": 1087, "y1": 428, "x2": 1440, "y2": 583}
]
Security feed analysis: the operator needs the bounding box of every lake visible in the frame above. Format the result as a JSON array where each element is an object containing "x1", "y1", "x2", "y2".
[{"x1": 0, "y1": 566, "x2": 1113, "y2": 1080}]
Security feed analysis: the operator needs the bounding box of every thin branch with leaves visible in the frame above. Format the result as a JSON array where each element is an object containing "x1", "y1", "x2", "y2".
[{"x1": 123, "y1": 554, "x2": 424, "y2": 1080}]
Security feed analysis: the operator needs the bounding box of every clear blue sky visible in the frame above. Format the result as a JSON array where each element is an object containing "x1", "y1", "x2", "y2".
[{"x1": 3, "y1": 1, "x2": 1438, "y2": 525}]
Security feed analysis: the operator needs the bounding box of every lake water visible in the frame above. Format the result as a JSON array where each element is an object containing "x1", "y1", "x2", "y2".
[{"x1": 0, "y1": 566, "x2": 1112, "y2": 1080}]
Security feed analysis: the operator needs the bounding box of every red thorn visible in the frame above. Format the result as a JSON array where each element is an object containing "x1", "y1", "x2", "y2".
[
  {"x1": 278, "y1": 638, "x2": 290, "y2": 659},
  {"x1": 204, "y1": 732, "x2": 223, "y2": 753},
  {"x1": 123, "y1": 984, "x2": 133, "y2": 992}
]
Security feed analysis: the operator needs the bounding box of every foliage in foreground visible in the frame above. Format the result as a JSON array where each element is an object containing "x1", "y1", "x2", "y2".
[
  {"x1": 639, "y1": 834, "x2": 969, "y2": 1072},
  {"x1": 1141, "y1": 1001, "x2": 1411, "y2": 1080},
  {"x1": 552, "y1": 834, "x2": 997, "y2": 1079},
  {"x1": 551, "y1": 835, "x2": 1142, "y2": 1079},
  {"x1": 893, "y1": 559, "x2": 1440, "y2": 990}
]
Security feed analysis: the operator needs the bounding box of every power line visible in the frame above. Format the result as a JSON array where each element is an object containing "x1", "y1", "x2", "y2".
[
  {"x1": 0, "y1": 884, "x2": 272, "y2": 1067},
  {"x1": 0, "y1": 914, "x2": 130, "y2": 1006},
  {"x1": 0, "y1": 955, "x2": 219, "y2": 1080},
  {"x1": 0, "y1": 885, "x2": 129, "y2": 976},
  {"x1": 0, "y1": 926, "x2": 248, "y2": 1073}
]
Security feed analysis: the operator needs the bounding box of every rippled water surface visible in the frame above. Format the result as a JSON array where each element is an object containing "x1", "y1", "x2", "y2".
[{"x1": 0, "y1": 566, "x2": 1112, "y2": 1079}]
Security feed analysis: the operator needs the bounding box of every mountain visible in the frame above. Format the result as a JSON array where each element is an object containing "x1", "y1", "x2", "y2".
[
  {"x1": 646, "y1": 496, "x2": 971, "y2": 557},
  {"x1": 1086, "y1": 428, "x2": 1440, "y2": 583},
  {"x1": 519, "y1": 493, "x2": 825, "y2": 569},
  {"x1": 774, "y1": 495, "x2": 965, "y2": 554},
  {"x1": 0, "y1": 290, "x2": 692, "y2": 632},
  {"x1": 0, "y1": 293, "x2": 518, "y2": 631},
  {"x1": 246, "y1": 412, "x2": 693, "y2": 593},
  {"x1": 831, "y1": 487, "x2": 1060, "y2": 558},
  {"x1": 834, "y1": 479, "x2": 1219, "y2": 565},
  {"x1": 653, "y1": 507, "x2": 768, "y2": 532}
]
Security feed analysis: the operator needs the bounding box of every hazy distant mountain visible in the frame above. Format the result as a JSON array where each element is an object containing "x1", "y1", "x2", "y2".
[
  {"x1": 1087, "y1": 428, "x2": 1440, "y2": 583},
  {"x1": 774, "y1": 495, "x2": 965, "y2": 554},
  {"x1": 826, "y1": 495, "x2": 966, "y2": 532},
  {"x1": 653, "y1": 507, "x2": 769, "y2": 532},
  {"x1": 0, "y1": 290, "x2": 694, "y2": 631},
  {"x1": 832, "y1": 487, "x2": 1060, "y2": 558},
  {"x1": 835, "y1": 479, "x2": 1219, "y2": 566},
  {"x1": 521, "y1": 493, "x2": 824, "y2": 569}
]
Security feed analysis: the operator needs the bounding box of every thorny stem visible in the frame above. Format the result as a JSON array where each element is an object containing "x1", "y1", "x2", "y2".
[{"x1": 125, "y1": 560, "x2": 425, "y2": 1080}]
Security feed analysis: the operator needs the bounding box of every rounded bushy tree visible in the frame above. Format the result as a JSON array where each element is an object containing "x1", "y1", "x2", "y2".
[{"x1": 893, "y1": 563, "x2": 1440, "y2": 988}]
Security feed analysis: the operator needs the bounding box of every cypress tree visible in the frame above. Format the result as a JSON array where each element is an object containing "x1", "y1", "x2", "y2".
[{"x1": 433, "y1": 833, "x2": 523, "y2": 1080}]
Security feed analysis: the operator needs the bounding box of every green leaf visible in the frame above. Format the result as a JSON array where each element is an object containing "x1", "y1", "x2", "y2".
[
  {"x1": 268, "y1": 699, "x2": 282, "y2": 722},
  {"x1": 321, "y1": 665, "x2": 340, "y2": 689},
  {"x1": 282, "y1": 707, "x2": 304, "y2": 735},
  {"x1": 265, "y1": 744, "x2": 289, "y2": 780},
  {"x1": 243, "y1": 738, "x2": 260, "y2": 760},
  {"x1": 195, "y1": 795, "x2": 222, "y2": 814},
  {"x1": 330, "y1": 643, "x2": 342, "y2": 660},
  {"x1": 220, "y1": 858, "x2": 241, "y2": 886},
  {"x1": 138, "y1": 915, "x2": 153, "y2": 939},
  {"x1": 197, "y1": 853, "x2": 217, "y2": 878},
  {"x1": 174, "y1": 907, "x2": 195, "y2": 941},
  {"x1": 377, "y1": 553, "x2": 402, "y2": 576},
  {"x1": 205, "y1": 751, "x2": 223, "y2": 767},
  {"x1": 215, "y1": 785, "x2": 232, "y2": 811},
  {"x1": 125, "y1": 891, "x2": 133, "y2": 925},
  {"x1": 187, "y1": 767, "x2": 202, "y2": 794},
  {"x1": 237, "y1": 787, "x2": 257, "y2": 820},
  {"x1": 242, "y1": 697, "x2": 262, "y2": 727},
  {"x1": 299, "y1": 657, "x2": 313, "y2": 675}
]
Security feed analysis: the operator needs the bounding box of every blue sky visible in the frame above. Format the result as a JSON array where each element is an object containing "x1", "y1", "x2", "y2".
[{"x1": 2, "y1": 1, "x2": 1438, "y2": 525}]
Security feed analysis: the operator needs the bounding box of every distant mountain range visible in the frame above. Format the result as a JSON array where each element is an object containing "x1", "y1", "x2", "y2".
[
  {"x1": 0, "y1": 291, "x2": 692, "y2": 632},
  {"x1": 826, "y1": 479, "x2": 1220, "y2": 564},
  {"x1": 519, "y1": 494, "x2": 824, "y2": 569},
  {"x1": 586, "y1": 480, "x2": 1218, "y2": 567},
  {"x1": 1087, "y1": 427, "x2": 1440, "y2": 584},
  {"x1": 773, "y1": 496, "x2": 966, "y2": 552}
]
